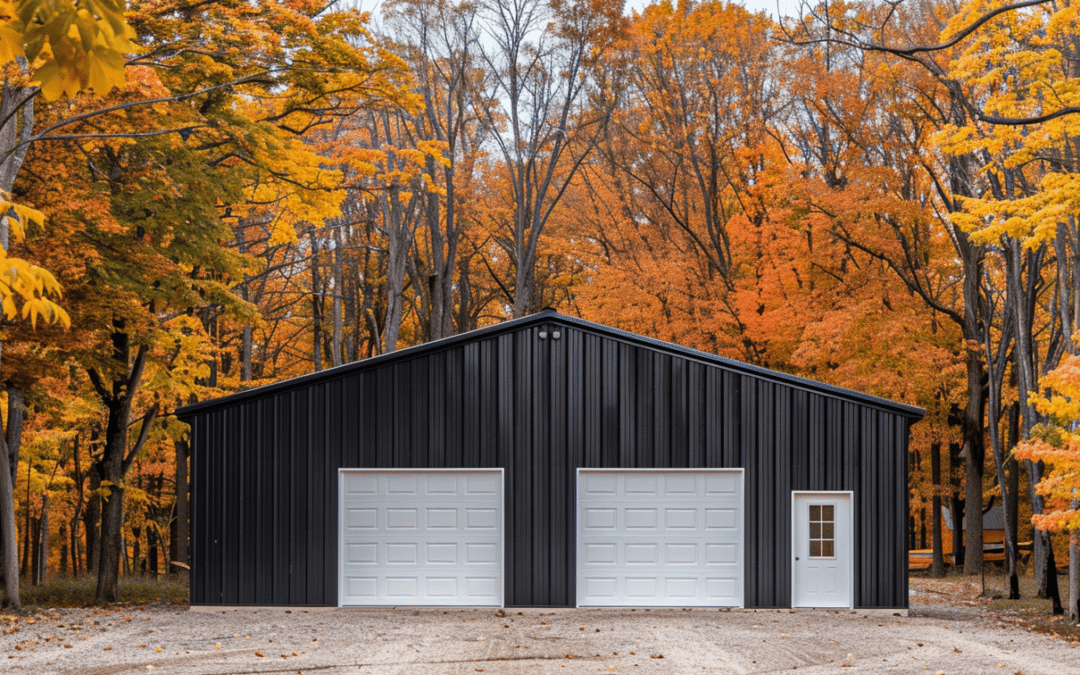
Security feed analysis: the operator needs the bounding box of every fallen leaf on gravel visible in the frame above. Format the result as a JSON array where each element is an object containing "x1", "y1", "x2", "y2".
[
  {"x1": 124, "y1": 617, "x2": 132, "y2": 622},
  {"x1": 477, "y1": 637, "x2": 484, "y2": 642},
  {"x1": 781, "y1": 634, "x2": 788, "y2": 637},
  {"x1": 846, "y1": 653, "x2": 854, "y2": 659},
  {"x1": 579, "y1": 627, "x2": 585, "y2": 631},
  {"x1": 63, "y1": 644, "x2": 72, "y2": 649},
  {"x1": 650, "y1": 655, "x2": 663, "y2": 659},
  {"x1": 954, "y1": 648, "x2": 962, "y2": 653},
  {"x1": 215, "y1": 643, "x2": 221, "y2": 650},
  {"x1": 255, "y1": 651, "x2": 265, "y2": 657},
  {"x1": 139, "y1": 643, "x2": 146, "y2": 648},
  {"x1": 830, "y1": 641, "x2": 839, "y2": 645},
  {"x1": 104, "y1": 646, "x2": 112, "y2": 651},
  {"x1": 156, "y1": 647, "x2": 162, "y2": 653}
]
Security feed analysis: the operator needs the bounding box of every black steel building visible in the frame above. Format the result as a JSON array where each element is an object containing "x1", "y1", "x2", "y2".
[{"x1": 177, "y1": 310, "x2": 924, "y2": 609}]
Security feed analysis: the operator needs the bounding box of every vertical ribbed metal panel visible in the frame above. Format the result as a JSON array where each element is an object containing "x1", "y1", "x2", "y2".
[{"x1": 186, "y1": 318, "x2": 916, "y2": 608}]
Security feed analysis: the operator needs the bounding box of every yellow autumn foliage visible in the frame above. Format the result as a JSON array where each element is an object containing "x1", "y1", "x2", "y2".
[{"x1": 1017, "y1": 341, "x2": 1080, "y2": 533}]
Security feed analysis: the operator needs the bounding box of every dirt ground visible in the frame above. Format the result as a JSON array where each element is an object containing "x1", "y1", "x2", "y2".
[{"x1": 2, "y1": 578, "x2": 1078, "y2": 675}]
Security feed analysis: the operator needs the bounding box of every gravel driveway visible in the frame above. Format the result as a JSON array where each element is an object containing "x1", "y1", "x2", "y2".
[{"x1": 2, "y1": 582, "x2": 1077, "y2": 674}]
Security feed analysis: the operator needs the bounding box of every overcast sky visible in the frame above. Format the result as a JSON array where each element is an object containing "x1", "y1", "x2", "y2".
[
  {"x1": 356, "y1": 0, "x2": 810, "y2": 24},
  {"x1": 622, "y1": 0, "x2": 806, "y2": 20}
]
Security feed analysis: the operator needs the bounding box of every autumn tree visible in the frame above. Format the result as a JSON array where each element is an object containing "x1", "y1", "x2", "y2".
[
  {"x1": 586, "y1": 0, "x2": 782, "y2": 362},
  {"x1": 1019, "y1": 346, "x2": 1080, "y2": 623},
  {"x1": 475, "y1": 0, "x2": 622, "y2": 317},
  {"x1": 385, "y1": 0, "x2": 487, "y2": 342},
  {"x1": 0, "y1": 0, "x2": 133, "y2": 611},
  {"x1": 1, "y1": 0, "x2": 416, "y2": 605},
  {"x1": 927, "y1": 0, "x2": 1079, "y2": 608}
]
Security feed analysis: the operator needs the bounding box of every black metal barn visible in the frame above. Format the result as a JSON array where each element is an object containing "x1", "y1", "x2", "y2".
[{"x1": 177, "y1": 310, "x2": 924, "y2": 608}]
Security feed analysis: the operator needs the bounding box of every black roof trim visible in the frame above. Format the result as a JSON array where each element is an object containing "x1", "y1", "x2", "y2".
[{"x1": 176, "y1": 309, "x2": 925, "y2": 419}]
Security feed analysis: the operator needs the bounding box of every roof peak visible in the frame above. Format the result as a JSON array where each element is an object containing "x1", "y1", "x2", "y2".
[{"x1": 178, "y1": 310, "x2": 924, "y2": 420}]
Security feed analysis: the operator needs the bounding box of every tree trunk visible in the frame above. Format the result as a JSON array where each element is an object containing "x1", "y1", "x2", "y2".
[
  {"x1": 86, "y1": 467, "x2": 101, "y2": 577},
  {"x1": 513, "y1": 244, "x2": 537, "y2": 318},
  {"x1": 37, "y1": 491, "x2": 48, "y2": 584},
  {"x1": 96, "y1": 399, "x2": 129, "y2": 602},
  {"x1": 0, "y1": 83, "x2": 36, "y2": 609},
  {"x1": 59, "y1": 523, "x2": 67, "y2": 577},
  {"x1": 91, "y1": 334, "x2": 153, "y2": 604},
  {"x1": 21, "y1": 471, "x2": 30, "y2": 577},
  {"x1": 28, "y1": 518, "x2": 38, "y2": 585},
  {"x1": 383, "y1": 182, "x2": 412, "y2": 353},
  {"x1": 236, "y1": 224, "x2": 253, "y2": 383},
  {"x1": 1006, "y1": 402, "x2": 1021, "y2": 599},
  {"x1": 70, "y1": 434, "x2": 84, "y2": 577},
  {"x1": 1071, "y1": 523, "x2": 1079, "y2": 624},
  {"x1": 1046, "y1": 532, "x2": 1064, "y2": 615},
  {"x1": 919, "y1": 505, "x2": 927, "y2": 550},
  {"x1": 931, "y1": 442, "x2": 944, "y2": 578},
  {"x1": 148, "y1": 519, "x2": 158, "y2": 576},
  {"x1": 962, "y1": 347, "x2": 985, "y2": 575},
  {"x1": 173, "y1": 438, "x2": 188, "y2": 574},
  {"x1": 1029, "y1": 459, "x2": 1052, "y2": 599},
  {"x1": 949, "y1": 441, "x2": 965, "y2": 568},
  {"x1": 0, "y1": 382, "x2": 21, "y2": 608},
  {"x1": 310, "y1": 228, "x2": 323, "y2": 371},
  {"x1": 331, "y1": 225, "x2": 344, "y2": 366},
  {"x1": 69, "y1": 515, "x2": 80, "y2": 576},
  {"x1": 132, "y1": 524, "x2": 141, "y2": 576}
]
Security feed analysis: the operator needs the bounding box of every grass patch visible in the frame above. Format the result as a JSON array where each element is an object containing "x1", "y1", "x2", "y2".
[
  {"x1": 19, "y1": 575, "x2": 188, "y2": 609},
  {"x1": 915, "y1": 570, "x2": 1080, "y2": 642}
]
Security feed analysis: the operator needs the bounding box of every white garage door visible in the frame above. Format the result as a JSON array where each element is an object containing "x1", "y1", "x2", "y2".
[
  {"x1": 577, "y1": 469, "x2": 744, "y2": 607},
  {"x1": 338, "y1": 469, "x2": 504, "y2": 606}
]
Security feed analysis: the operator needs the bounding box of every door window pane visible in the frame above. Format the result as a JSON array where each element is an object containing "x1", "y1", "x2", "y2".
[{"x1": 808, "y1": 503, "x2": 836, "y2": 559}]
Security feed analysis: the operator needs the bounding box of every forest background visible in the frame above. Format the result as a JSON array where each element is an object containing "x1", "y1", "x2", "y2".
[{"x1": 0, "y1": 0, "x2": 1078, "y2": 621}]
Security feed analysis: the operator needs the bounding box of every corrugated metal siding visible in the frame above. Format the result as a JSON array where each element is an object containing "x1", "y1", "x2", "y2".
[{"x1": 187, "y1": 319, "x2": 917, "y2": 608}]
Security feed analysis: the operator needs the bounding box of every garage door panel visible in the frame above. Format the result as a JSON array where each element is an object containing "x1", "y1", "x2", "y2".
[
  {"x1": 345, "y1": 508, "x2": 377, "y2": 529},
  {"x1": 339, "y1": 470, "x2": 503, "y2": 606},
  {"x1": 577, "y1": 469, "x2": 743, "y2": 607}
]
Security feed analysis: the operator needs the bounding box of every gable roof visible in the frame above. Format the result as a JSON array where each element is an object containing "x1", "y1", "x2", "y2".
[{"x1": 176, "y1": 309, "x2": 925, "y2": 419}]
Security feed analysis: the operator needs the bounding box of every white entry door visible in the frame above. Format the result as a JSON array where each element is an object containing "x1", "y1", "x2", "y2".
[
  {"x1": 791, "y1": 491, "x2": 853, "y2": 608},
  {"x1": 338, "y1": 469, "x2": 504, "y2": 606},
  {"x1": 576, "y1": 469, "x2": 744, "y2": 607}
]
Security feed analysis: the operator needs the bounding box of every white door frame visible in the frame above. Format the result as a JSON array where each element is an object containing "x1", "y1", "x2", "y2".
[
  {"x1": 576, "y1": 468, "x2": 745, "y2": 608},
  {"x1": 337, "y1": 468, "x2": 505, "y2": 607},
  {"x1": 790, "y1": 491, "x2": 854, "y2": 609}
]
